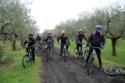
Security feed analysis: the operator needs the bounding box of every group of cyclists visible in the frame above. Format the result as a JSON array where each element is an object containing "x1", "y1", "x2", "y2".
[{"x1": 23, "y1": 24, "x2": 105, "y2": 69}]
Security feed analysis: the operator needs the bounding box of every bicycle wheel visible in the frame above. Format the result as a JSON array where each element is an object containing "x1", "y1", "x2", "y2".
[
  {"x1": 64, "y1": 52, "x2": 67, "y2": 62},
  {"x1": 83, "y1": 50, "x2": 88, "y2": 61},
  {"x1": 22, "y1": 55, "x2": 32, "y2": 68},
  {"x1": 63, "y1": 47, "x2": 67, "y2": 62},
  {"x1": 86, "y1": 54, "x2": 93, "y2": 75},
  {"x1": 74, "y1": 49, "x2": 78, "y2": 58},
  {"x1": 43, "y1": 49, "x2": 48, "y2": 63},
  {"x1": 87, "y1": 61, "x2": 93, "y2": 75}
]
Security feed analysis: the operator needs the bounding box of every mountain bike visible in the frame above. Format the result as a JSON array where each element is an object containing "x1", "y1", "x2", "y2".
[
  {"x1": 104, "y1": 66, "x2": 125, "y2": 75},
  {"x1": 22, "y1": 45, "x2": 35, "y2": 68},
  {"x1": 42, "y1": 42, "x2": 53, "y2": 63},
  {"x1": 85, "y1": 46, "x2": 101, "y2": 75}
]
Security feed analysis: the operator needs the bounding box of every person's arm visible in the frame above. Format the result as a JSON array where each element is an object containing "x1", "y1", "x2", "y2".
[
  {"x1": 86, "y1": 34, "x2": 92, "y2": 46},
  {"x1": 23, "y1": 40, "x2": 28, "y2": 48},
  {"x1": 66, "y1": 36, "x2": 70, "y2": 45},
  {"x1": 76, "y1": 35, "x2": 80, "y2": 44},
  {"x1": 101, "y1": 35, "x2": 105, "y2": 46},
  {"x1": 83, "y1": 34, "x2": 88, "y2": 42},
  {"x1": 57, "y1": 36, "x2": 60, "y2": 43}
]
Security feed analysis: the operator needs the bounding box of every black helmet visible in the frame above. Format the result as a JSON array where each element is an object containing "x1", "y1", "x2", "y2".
[{"x1": 29, "y1": 33, "x2": 33, "y2": 36}]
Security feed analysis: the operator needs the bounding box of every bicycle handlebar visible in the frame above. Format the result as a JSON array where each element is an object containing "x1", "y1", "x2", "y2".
[
  {"x1": 83, "y1": 45, "x2": 101, "y2": 49},
  {"x1": 26, "y1": 44, "x2": 36, "y2": 49}
]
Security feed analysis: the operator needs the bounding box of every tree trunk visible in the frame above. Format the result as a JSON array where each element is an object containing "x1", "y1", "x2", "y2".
[
  {"x1": 12, "y1": 36, "x2": 17, "y2": 51},
  {"x1": 20, "y1": 39, "x2": 24, "y2": 47},
  {"x1": 111, "y1": 38, "x2": 117, "y2": 56},
  {"x1": 3, "y1": 38, "x2": 6, "y2": 44}
]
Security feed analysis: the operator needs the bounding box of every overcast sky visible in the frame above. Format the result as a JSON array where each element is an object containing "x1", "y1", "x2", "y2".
[{"x1": 20, "y1": 0, "x2": 120, "y2": 33}]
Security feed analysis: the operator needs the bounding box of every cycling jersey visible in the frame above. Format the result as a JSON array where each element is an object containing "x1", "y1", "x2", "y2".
[
  {"x1": 57, "y1": 35, "x2": 69, "y2": 45},
  {"x1": 76, "y1": 34, "x2": 87, "y2": 44},
  {"x1": 88, "y1": 31, "x2": 105, "y2": 47}
]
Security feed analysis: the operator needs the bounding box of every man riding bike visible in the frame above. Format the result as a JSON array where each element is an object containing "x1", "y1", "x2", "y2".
[
  {"x1": 44, "y1": 32, "x2": 54, "y2": 47},
  {"x1": 24, "y1": 33, "x2": 36, "y2": 63},
  {"x1": 57, "y1": 30, "x2": 70, "y2": 56},
  {"x1": 36, "y1": 33, "x2": 41, "y2": 43},
  {"x1": 86, "y1": 24, "x2": 105, "y2": 69},
  {"x1": 75, "y1": 29, "x2": 87, "y2": 58},
  {"x1": 44, "y1": 32, "x2": 54, "y2": 58}
]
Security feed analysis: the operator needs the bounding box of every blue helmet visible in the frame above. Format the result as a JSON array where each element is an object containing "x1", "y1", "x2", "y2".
[{"x1": 95, "y1": 24, "x2": 103, "y2": 30}]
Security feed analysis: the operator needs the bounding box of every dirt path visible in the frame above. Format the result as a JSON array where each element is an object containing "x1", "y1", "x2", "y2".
[{"x1": 40, "y1": 49, "x2": 125, "y2": 83}]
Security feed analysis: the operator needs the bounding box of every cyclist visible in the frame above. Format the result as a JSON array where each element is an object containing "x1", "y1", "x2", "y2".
[
  {"x1": 24, "y1": 33, "x2": 36, "y2": 63},
  {"x1": 86, "y1": 24, "x2": 105, "y2": 69},
  {"x1": 35, "y1": 34, "x2": 42, "y2": 56},
  {"x1": 44, "y1": 32, "x2": 54, "y2": 47},
  {"x1": 36, "y1": 33, "x2": 41, "y2": 42},
  {"x1": 75, "y1": 29, "x2": 87, "y2": 58},
  {"x1": 57, "y1": 30, "x2": 70, "y2": 56},
  {"x1": 44, "y1": 32, "x2": 54, "y2": 58}
]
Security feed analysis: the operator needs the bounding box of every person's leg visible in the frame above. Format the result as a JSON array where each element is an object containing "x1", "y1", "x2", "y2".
[
  {"x1": 76, "y1": 44, "x2": 80, "y2": 58},
  {"x1": 95, "y1": 48, "x2": 102, "y2": 68},
  {"x1": 66, "y1": 45, "x2": 68, "y2": 52},
  {"x1": 79, "y1": 44, "x2": 82, "y2": 54},
  {"x1": 60, "y1": 45, "x2": 63, "y2": 56},
  {"x1": 76, "y1": 44, "x2": 79, "y2": 52},
  {"x1": 32, "y1": 48, "x2": 35, "y2": 63},
  {"x1": 86, "y1": 47, "x2": 93, "y2": 64}
]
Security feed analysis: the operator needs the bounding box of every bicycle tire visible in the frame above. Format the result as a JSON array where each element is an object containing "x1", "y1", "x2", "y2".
[
  {"x1": 64, "y1": 51, "x2": 67, "y2": 62},
  {"x1": 22, "y1": 55, "x2": 32, "y2": 68},
  {"x1": 86, "y1": 53, "x2": 94, "y2": 75},
  {"x1": 63, "y1": 46, "x2": 67, "y2": 62},
  {"x1": 44, "y1": 49, "x2": 48, "y2": 63},
  {"x1": 87, "y1": 61, "x2": 93, "y2": 75},
  {"x1": 83, "y1": 50, "x2": 88, "y2": 61}
]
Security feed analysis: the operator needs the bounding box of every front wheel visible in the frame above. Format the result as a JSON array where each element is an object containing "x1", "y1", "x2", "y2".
[
  {"x1": 62, "y1": 48, "x2": 67, "y2": 62},
  {"x1": 22, "y1": 55, "x2": 32, "y2": 68},
  {"x1": 64, "y1": 52, "x2": 67, "y2": 62},
  {"x1": 86, "y1": 62, "x2": 93, "y2": 75},
  {"x1": 83, "y1": 50, "x2": 88, "y2": 61}
]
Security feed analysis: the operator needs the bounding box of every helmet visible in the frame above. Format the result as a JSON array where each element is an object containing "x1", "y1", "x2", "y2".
[
  {"x1": 78, "y1": 29, "x2": 83, "y2": 32},
  {"x1": 29, "y1": 33, "x2": 33, "y2": 36},
  {"x1": 61, "y1": 30, "x2": 65, "y2": 34},
  {"x1": 95, "y1": 24, "x2": 103, "y2": 30},
  {"x1": 48, "y1": 32, "x2": 52, "y2": 34}
]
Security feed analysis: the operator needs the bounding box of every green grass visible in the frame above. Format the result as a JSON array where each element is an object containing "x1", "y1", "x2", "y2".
[
  {"x1": 0, "y1": 44, "x2": 42, "y2": 83},
  {"x1": 55, "y1": 39, "x2": 125, "y2": 68},
  {"x1": 101, "y1": 39, "x2": 125, "y2": 67}
]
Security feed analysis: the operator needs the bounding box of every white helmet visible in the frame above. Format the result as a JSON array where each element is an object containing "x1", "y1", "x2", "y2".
[{"x1": 78, "y1": 29, "x2": 83, "y2": 32}]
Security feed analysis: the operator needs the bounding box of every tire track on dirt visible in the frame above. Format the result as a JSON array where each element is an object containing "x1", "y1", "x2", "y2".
[{"x1": 40, "y1": 48, "x2": 125, "y2": 83}]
